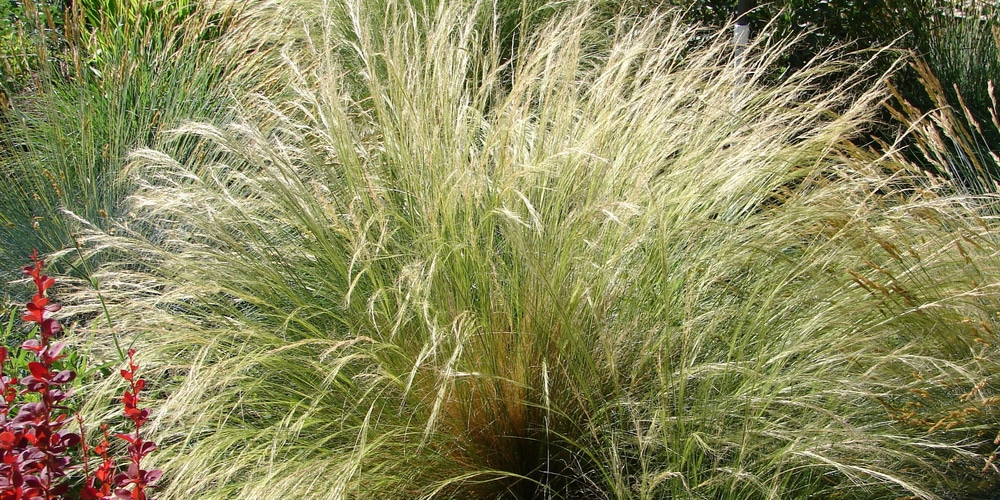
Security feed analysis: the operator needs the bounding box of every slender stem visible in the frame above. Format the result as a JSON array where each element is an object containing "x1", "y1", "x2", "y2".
[{"x1": 73, "y1": 239, "x2": 125, "y2": 361}]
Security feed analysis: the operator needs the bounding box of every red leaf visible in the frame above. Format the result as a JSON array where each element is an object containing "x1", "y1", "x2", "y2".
[
  {"x1": 42, "y1": 317, "x2": 62, "y2": 337},
  {"x1": 144, "y1": 469, "x2": 163, "y2": 485},
  {"x1": 138, "y1": 440, "x2": 157, "y2": 456},
  {"x1": 27, "y1": 362, "x2": 49, "y2": 379},
  {"x1": 125, "y1": 407, "x2": 149, "y2": 427},
  {"x1": 0, "y1": 431, "x2": 18, "y2": 450},
  {"x1": 43, "y1": 342, "x2": 67, "y2": 361},
  {"x1": 116, "y1": 432, "x2": 140, "y2": 446},
  {"x1": 80, "y1": 485, "x2": 107, "y2": 500},
  {"x1": 51, "y1": 369, "x2": 76, "y2": 384},
  {"x1": 19, "y1": 375, "x2": 45, "y2": 392}
]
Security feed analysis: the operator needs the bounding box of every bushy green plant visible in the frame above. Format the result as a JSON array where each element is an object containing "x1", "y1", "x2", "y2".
[
  {"x1": 0, "y1": 0, "x2": 276, "y2": 292},
  {"x1": 884, "y1": 11, "x2": 1000, "y2": 195},
  {"x1": 887, "y1": 57, "x2": 1000, "y2": 195},
  {"x1": 64, "y1": 2, "x2": 999, "y2": 499},
  {"x1": 641, "y1": 0, "x2": 1000, "y2": 190},
  {"x1": 647, "y1": 0, "x2": 997, "y2": 76},
  {"x1": 0, "y1": 0, "x2": 78, "y2": 112}
]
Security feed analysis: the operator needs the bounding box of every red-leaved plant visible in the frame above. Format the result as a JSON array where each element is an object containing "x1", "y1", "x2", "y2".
[
  {"x1": 0, "y1": 251, "x2": 161, "y2": 500},
  {"x1": 81, "y1": 349, "x2": 161, "y2": 500}
]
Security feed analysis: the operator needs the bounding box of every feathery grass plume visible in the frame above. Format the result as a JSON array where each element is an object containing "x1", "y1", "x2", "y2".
[
  {"x1": 887, "y1": 57, "x2": 1000, "y2": 196},
  {"x1": 878, "y1": 0, "x2": 1000, "y2": 195},
  {"x1": 68, "y1": 1, "x2": 999, "y2": 498}
]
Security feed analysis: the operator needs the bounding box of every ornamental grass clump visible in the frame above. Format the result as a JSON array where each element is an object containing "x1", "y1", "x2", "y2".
[{"x1": 68, "y1": 1, "x2": 999, "y2": 498}]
